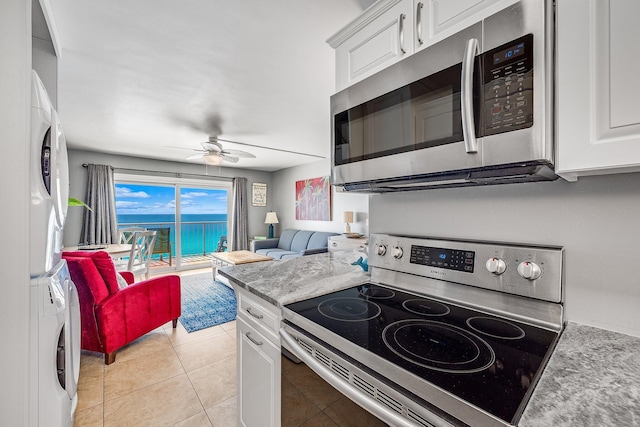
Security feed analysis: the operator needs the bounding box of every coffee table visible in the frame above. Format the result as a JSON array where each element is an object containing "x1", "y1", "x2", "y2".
[{"x1": 211, "y1": 250, "x2": 273, "y2": 280}]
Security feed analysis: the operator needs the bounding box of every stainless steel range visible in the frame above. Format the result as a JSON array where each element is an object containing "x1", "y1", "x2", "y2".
[{"x1": 280, "y1": 234, "x2": 564, "y2": 427}]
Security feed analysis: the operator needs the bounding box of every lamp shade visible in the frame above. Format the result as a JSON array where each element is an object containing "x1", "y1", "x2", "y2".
[
  {"x1": 343, "y1": 211, "x2": 354, "y2": 223},
  {"x1": 265, "y1": 212, "x2": 279, "y2": 224}
]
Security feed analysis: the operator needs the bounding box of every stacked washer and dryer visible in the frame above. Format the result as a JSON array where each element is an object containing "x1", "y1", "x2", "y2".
[{"x1": 28, "y1": 70, "x2": 81, "y2": 427}]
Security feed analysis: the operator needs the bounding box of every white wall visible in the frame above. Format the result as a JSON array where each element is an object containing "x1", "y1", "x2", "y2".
[
  {"x1": 0, "y1": 0, "x2": 32, "y2": 423},
  {"x1": 65, "y1": 149, "x2": 273, "y2": 248},
  {"x1": 369, "y1": 172, "x2": 640, "y2": 338},
  {"x1": 32, "y1": 37, "x2": 57, "y2": 107},
  {"x1": 271, "y1": 158, "x2": 369, "y2": 237}
]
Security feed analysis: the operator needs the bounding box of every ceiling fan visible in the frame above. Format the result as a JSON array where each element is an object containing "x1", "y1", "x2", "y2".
[{"x1": 186, "y1": 137, "x2": 256, "y2": 165}]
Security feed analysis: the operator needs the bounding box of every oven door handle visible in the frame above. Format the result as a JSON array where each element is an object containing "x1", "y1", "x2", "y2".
[{"x1": 280, "y1": 328, "x2": 422, "y2": 427}]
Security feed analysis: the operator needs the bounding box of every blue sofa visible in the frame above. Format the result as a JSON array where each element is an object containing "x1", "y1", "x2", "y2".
[{"x1": 253, "y1": 229, "x2": 339, "y2": 260}]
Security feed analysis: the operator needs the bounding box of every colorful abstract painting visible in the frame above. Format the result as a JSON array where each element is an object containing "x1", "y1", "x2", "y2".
[{"x1": 295, "y1": 176, "x2": 331, "y2": 221}]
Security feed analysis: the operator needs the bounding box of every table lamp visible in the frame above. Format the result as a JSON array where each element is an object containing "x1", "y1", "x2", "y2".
[
  {"x1": 265, "y1": 211, "x2": 279, "y2": 238},
  {"x1": 343, "y1": 211, "x2": 354, "y2": 234}
]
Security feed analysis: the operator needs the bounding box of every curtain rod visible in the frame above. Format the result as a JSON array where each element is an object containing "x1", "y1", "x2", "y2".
[{"x1": 81, "y1": 163, "x2": 235, "y2": 181}]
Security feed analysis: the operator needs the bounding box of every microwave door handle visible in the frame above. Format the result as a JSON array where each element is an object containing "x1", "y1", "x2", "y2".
[{"x1": 461, "y1": 38, "x2": 479, "y2": 154}]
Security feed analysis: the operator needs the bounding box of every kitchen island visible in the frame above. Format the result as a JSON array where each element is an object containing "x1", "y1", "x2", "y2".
[{"x1": 220, "y1": 252, "x2": 640, "y2": 427}]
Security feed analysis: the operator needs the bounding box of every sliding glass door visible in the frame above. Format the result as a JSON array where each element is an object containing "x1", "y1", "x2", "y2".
[
  {"x1": 114, "y1": 175, "x2": 230, "y2": 271},
  {"x1": 179, "y1": 187, "x2": 229, "y2": 267}
]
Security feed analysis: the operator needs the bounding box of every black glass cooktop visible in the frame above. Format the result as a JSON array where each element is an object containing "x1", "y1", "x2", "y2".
[{"x1": 285, "y1": 283, "x2": 560, "y2": 425}]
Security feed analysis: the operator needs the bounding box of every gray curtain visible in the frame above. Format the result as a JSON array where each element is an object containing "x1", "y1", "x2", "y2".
[
  {"x1": 230, "y1": 177, "x2": 248, "y2": 250},
  {"x1": 80, "y1": 164, "x2": 118, "y2": 244}
]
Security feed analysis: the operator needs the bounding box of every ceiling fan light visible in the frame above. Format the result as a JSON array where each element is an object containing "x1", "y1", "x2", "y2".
[{"x1": 204, "y1": 153, "x2": 222, "y2": 165}]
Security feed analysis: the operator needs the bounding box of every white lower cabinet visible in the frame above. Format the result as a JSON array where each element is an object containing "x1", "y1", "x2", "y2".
[
  {"x1": 556, "y1": 0, "x2": 640, "y2": 180},
  {"x1": 237, "y1": 316, "x2": 281, "y2": 427}
]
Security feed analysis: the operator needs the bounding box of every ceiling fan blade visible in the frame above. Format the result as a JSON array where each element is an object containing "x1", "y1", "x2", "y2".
[
  {"x1": 165, "y1": 145, "x2": 205, "y2": 152},
  {"x1": 221, "y1": 154, "x2": 240, "y2": 163},
  {"x1": 186, "y1": 153, "x2": 206, "y2": 160},
  {"x1": 221, "y1": 149, "x2": 256, "y2": 158},
  {"x1": 202, "y1": 140, "x2": 223, "y2": 152}
]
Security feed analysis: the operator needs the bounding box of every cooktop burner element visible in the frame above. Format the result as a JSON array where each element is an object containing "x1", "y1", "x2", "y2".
[
  {"x1": 359, "y1": 286, "x2": 395, "y2": 299},
  {"x1": 317, "y1": 297, "x2": 381, "y2": 322},
  {"x1": 403, "y1": 298, "x2": 450, "y2": 316},
  {"x1": 383, "y1": 319, "x2": 495, "y2": 373},
  {"x1": 282, "y1": 234, "x2": 564, "y2": 427},
  {"x1": 467, "y1": 316, "x2": 526, "y2": 340}
]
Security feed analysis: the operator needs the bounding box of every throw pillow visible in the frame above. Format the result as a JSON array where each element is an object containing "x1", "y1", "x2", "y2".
[
  {"x1": 116, "y1": 273, "x2": 129, "y2": 289},
  {"x1": 88, "y1": 251, "x2": 122, "y2": 294}
]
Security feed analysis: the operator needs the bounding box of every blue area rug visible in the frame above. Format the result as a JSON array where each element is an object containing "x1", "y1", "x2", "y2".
[{"x1": 179, "y1": 273, "x2": 237, "y2": 333}]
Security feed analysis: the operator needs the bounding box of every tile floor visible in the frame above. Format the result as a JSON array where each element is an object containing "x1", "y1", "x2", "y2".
[{"x1": 72, "y1": 269, "x2": 388, "y2": 427}]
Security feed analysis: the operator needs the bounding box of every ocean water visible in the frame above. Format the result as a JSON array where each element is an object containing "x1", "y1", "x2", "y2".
[{"x1": 118, "y1": 214, "x2": 228, "y2": 256}]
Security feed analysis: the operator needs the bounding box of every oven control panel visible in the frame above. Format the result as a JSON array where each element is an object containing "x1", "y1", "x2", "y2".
[
  {"x1": 368, "y1": 234, "x2": 563, "y2": 303},
  {"x1": 410, "y1": 245, "x2": 475, "y2": 273}
]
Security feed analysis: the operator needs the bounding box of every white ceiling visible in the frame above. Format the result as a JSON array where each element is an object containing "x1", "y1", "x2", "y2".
[{"x1": 46, "y1": 0, "x2": 375, "y2": 171}]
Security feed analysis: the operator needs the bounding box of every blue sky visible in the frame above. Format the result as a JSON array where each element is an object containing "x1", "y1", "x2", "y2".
[{"x1": 115, "y1": 184, "x2": 228, "y2": 215}]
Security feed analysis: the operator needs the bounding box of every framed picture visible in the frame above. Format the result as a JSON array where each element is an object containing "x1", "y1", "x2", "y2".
[
  {"x1": 252, "y1": 183, "x2": 267, "y2": 206},
  {"x1": 295, "y1": 176, "x2": 331, "y2": 221}
]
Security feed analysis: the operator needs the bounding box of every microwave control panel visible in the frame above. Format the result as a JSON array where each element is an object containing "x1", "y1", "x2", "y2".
[{"x1": 483, "y1": 34, "x2": 534, "y2": 136}]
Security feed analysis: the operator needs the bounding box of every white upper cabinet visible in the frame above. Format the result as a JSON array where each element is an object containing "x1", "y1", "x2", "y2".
[
  {"x1": 421, "y1": 0, "x2": 518, "y2": 50},
  {"x1": 556, "y1": 0, "x2": 640, "y2": 180},
  {"x1": 329, "y1": 0, "x2": 518, "y2": 91},
  {"x1": 328, "y1": 0, "x2": 414, "y2": 92}
]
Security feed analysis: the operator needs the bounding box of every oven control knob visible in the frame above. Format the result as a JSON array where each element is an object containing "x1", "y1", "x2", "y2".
[
  {"x1": 517, "y1": 261, "x2": 542, "y2": 280},
  {"x1": 393, "y1": 246, "x2": 403, "y2": 259},
  {"x1": 376, "y1": 244, "x2": 387, "y2": 256},
  {"x1": 485, "y1": 257, "x2": 506, "y2": 275}
]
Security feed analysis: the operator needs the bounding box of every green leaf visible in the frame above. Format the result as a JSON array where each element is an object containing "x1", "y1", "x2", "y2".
[{"x1": 68, "y1": 197, "x2": 93, "y2": 211}]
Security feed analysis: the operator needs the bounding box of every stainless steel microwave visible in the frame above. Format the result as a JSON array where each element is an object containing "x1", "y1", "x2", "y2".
[{"x1": 331, "y1": 0, "x2": 556, "y2": 192}]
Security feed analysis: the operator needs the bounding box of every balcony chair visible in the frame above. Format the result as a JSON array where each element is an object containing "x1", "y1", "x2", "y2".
[
  {"x1": 215, "y1": 235, "x2": 228, "y2": 252},
  {"x1": 62, "y1": 250, "x2": 181, "y2": 365},
  {"x1": 148, "y1": 227, "x2": 172, "y2": 266},
  {"x1": 115, "y1": 230, "x2": 157, "y2": 280}
]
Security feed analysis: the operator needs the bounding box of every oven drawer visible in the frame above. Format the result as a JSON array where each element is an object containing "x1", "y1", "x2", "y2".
[{"x1": 237, "y1": 287, "x2": 280, "y2": 345}]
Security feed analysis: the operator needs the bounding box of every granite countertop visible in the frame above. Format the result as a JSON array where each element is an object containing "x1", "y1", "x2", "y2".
[
  {"x1": 218, "y1": 251, "x2": 370, "y2": 307},
  {"x1": 220, "y1": 254, "x2": 640, "y2": 426},
  {"x1": 520, "y1": 322, "x2": 640, "y2": 426}
]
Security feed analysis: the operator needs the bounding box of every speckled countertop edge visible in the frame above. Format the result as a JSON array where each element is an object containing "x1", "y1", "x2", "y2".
[
  {"x1": 218, "y1": 251, "x2": 370, "y2": 307},
  {"x1": 520, "y1": 322, "x2": 640, "y2": 426}
]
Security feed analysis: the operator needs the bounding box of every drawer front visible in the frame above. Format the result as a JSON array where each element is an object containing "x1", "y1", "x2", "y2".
[{"x1": 238, "y1": 289, "x2": 280, "y2": 345}]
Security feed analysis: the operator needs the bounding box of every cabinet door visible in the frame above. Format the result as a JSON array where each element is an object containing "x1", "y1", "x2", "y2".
[
  {"x1": 237, "y1": 317, "x2": 281, "y2": 427},
  {"x1": 333, "y1": 0, "x2": 414, "y2": 91},
  {"x1": 425, "y1": 0, "x2": 517, "y2": 46},
  {"x1": 556, "y1": 0, "x2": 640, "y2": 180}
]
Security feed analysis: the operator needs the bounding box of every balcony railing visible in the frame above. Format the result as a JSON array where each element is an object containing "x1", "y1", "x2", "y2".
[{"x1": 117, "y1": 220, "x2": 227, "y2": 267}]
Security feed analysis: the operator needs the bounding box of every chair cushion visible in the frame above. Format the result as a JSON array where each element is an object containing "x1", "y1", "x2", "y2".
[
  {"x1": 265, "y1": 249, "x2": 298, "y2": 259},
  {"x1": 255, "y1": 249, "x2": 272, "y2": 256},
  {"x1": 63, "y1": 254, "x2": 111, "y2": 305},
  {"x1": 66, "y1": 251, "x2": 121, "y2": 295},
  {"x1": 277, "y1": 229, "x2": 299, "y2": 250},
  {"x1": 307, "y1": 232, "x2": 338, "y2": 250},
  {"x1": 290, "y1": 230, "x2": 314, "y2": 252}
]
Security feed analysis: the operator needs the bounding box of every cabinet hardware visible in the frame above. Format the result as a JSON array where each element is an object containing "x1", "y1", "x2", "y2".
[
  {"x1": 246, "y1": 306, "x2": 264, "y2": 319},
  {"x1": 245, "y1": 331, "x2": 263, "y2": 346},
  {"x1": 416, "y1": 2, "x2": 424, "y2": 45},
  {"x1": 399, "y1": 13, "x2": 406, "y2": 53}
]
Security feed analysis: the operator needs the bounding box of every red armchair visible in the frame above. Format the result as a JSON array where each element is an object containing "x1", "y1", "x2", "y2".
[{"x1": 62, "y1": 251, "x2": 181, "y2": 364}]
